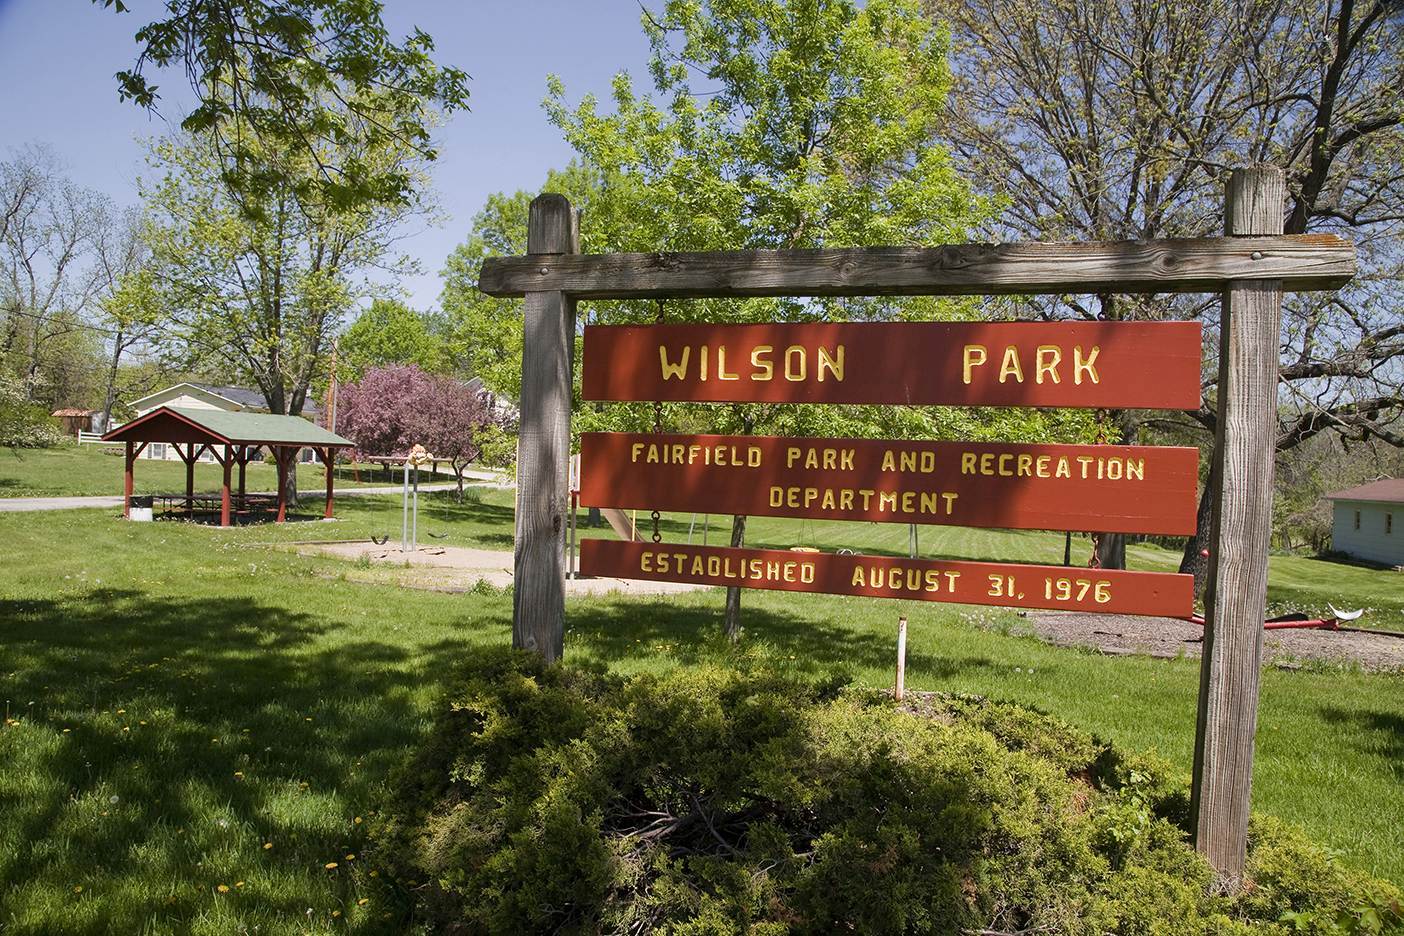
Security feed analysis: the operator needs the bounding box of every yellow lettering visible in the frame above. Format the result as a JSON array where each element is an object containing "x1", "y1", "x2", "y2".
[
  {"x1": 818, "y1": 345, "x2": 845, "y2": 382},
  {"x1": 750, "y1": 345, "x2": 774, "y2": 381},
  {"x1": 717, "y1": 346, "x2": 740, "y2": 381},
  {"x1": 659, "y1": 345, "x2": 690, "y2": 381},
  {"x1": 999, "y1": 346, "x2": 1025, "y2": 383},
  {"x1": 1074, "y1": 345, "x2": 1101, "y2": 384},
  {"x1": 1035, "y1": 345, "x2": 1062, "y2": 384},
  {"x1": 784, "y1": 345, "x2": 807, "y2": 381},
  {"x1": 963, "y1": 344, "x2": 987, "y2": 384}
]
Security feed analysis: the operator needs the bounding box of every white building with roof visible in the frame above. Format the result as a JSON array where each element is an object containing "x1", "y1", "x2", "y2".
[{"x1": 1325, "y1": 479, "x2": 1404, "y2": 567}]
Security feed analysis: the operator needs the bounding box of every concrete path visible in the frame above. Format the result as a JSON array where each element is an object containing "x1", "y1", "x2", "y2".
[{"x1": 0, "y1": 480, "x2": 497, "y2": 513}]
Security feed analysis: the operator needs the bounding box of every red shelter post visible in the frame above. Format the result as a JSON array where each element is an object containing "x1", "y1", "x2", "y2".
[
  {"x1": 123, "y1": 441, "x2": 135, "y2": 518},
  {"x1": 220, "y1": 446, "x2": 232, "y2": 527},
  {"x1": 184, "y1": 443, "x2": 196, "y2": 513},
  {"x1": 322, "y1": 447, "x2": 335, "y2": 518}
]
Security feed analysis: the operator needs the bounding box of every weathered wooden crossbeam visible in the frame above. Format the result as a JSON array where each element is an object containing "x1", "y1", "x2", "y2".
[{"x1": 479, "y1": 233, "x2": 1354, "y2": 299}]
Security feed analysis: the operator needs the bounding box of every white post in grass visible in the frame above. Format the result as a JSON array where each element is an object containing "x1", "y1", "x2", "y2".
[{"x1": 895, "y1": 616, "x2": 908, "y2": 702}]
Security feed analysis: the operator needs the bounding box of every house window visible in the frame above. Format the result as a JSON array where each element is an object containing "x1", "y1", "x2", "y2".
[
  {"x1": 1354, "y1": 510, "x2": 1361, "y2": 530},
  {"x1": 148, "y1": 442, "x2": 166, "y2": 460}
]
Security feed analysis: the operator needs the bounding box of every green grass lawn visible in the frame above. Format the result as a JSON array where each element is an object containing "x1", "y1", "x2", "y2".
[
  {"x1": 2, "y1": 494, "x2": 1402, "y2": 933},
  {"x1": 0, "y1": 444, "x2": 456, "y2": 498}
]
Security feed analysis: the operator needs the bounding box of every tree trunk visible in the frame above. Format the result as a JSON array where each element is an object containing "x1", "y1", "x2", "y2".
[
  {"x1": 100, "y1": 330, "x2": 124, "y2": 433},
  {"x1": 722, "y1": 406, "x2": 756, "y2": 642},
  {"x1": 453, "y1": 460, "x2": 467, "y2": 502},
  {"x1": 1095, "y1": 533, "x2": 1126, "y2": 570},
  {"x1": 283, "y1": 452, "x2": 299, "y2": 508},
  {"x1": 723, "y1": 512, "x2": 747, "y2": 642},
  {"x1": 1179, "y1": 481, "x2": 1216, "y2": 597}
]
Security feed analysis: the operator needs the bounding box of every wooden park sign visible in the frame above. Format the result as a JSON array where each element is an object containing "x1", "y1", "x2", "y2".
[
  {"x1": 583, "y1": 320, "x2": 1202, "y2": 409},
  {"x1": 582, "y1": 540, "x2": 1193, "y2": 616},
  {"x1": 580, "y1": 433, "x2": 1199, "y2": 536},
  {"x1": 479, "y1": 167, "x2": 1356, "y2": 886}
]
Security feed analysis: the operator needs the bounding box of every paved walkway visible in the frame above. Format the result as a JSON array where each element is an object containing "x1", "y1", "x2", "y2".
[{"x1": 0, "y1": 481, "x2": 476, "y2": 513}]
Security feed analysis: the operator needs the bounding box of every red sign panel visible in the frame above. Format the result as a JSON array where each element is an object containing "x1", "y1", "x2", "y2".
[
  {"x1": 581, "y1": 540, "x2": 1194, "y2": 617},
  {"x1": 580, "y1": 433, "x2": 1199, "y2": 535},
  {"x1": 582, "y1": 320, "x2": 1202, "y2": 410}
]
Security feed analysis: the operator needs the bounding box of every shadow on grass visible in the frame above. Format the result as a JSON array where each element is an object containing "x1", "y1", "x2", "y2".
[
  {"x1": 1318, "y1": 705, "x2": 1404, "y2": 767},
  {"x1": 563, "y1": 596, "x2": 999, "y2": 681},
  {"x1": 0, "y1": 587, "x2": 485, "y2": 933}
]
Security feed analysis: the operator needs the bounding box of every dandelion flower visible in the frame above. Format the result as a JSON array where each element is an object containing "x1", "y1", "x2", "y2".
[
  {"x1": 217, "y1": 884, "x2": 230, "y2": 894},
  {"x1": 344, "y1": 853, "x2": 355, "y2": 861},
  {"x1": 353, "y1": 816, "x2": 362, "y2": 824},
  {"x1": 263, "y1": 842, "x2": 273, "y2": 850},
  {"x1": 332, "y1": 910, "x2": 342, "y2": 918},
  {"x1": 73, "y1": 885, "x2": 83, "y2": 893},
  {"x1": 234, "y1": 772, "x2": 244, "y2": 779},
  {"x1": 357, "y1": 898, "x2": 369, "y2": 906},
  {"x1": 325, "y1": 862, "x2": 338, "y2": 870},
  {"x1": 62, "y1": 728, "x2": 71, "y2": 733},
  {"x1": 235, "y1": 881, "x2": 245, "y2": 888}
]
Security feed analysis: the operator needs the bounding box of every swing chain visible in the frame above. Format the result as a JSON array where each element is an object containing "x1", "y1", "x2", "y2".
[{"x1": 651, "y1": 300, "x2": 664, "y2": 544}]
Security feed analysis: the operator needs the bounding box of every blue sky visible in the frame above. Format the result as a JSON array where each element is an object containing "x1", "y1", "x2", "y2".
[{"x1": 0, "y1": 0, "x2": 654, "y2": 310}]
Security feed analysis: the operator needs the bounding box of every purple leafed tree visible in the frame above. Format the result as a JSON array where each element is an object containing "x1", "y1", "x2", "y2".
[
  {"x1": 337, "y1": 364, "x2": 495, "y2": 500},
  {"x1": 409, "y1": 372, "x2": 494, "y2": 501}
]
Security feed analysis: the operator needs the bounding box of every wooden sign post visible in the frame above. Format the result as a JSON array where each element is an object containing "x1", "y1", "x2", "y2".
[
  {"x1": 512, "y1": 195, "x2": 579, "y2": 663},
  {"x1": 1190, "y1": 166, "x2": 1287, "y2": 886},
  {"x1": 484, "y1": 165, "x2": 1352, "y2": 886}
]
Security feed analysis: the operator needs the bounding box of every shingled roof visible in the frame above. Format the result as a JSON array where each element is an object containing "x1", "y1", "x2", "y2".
[
  {"x1": 102, "y1": 405, "x2": 352, "y2": 448},
  {"x1": 1324, "y1": 479, "x2": 1404, "y2": 504}
]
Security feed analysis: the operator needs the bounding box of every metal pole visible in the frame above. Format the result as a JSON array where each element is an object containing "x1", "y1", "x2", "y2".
[
  {"x1": 702, "y1": 514, "x2": 709, "y2": 546},
  {"x1": 401, "y1": 460, "x2": 410, "y2": 553},
  {"x1": 909, "y1": 524, "x2": 918, "y2": 558},
  {"x1": 688, "y1": 513, "x2": 697, "y2": 545},
  {"x1": 411, "y1": 465, "x2": 419, "y2": 552}
]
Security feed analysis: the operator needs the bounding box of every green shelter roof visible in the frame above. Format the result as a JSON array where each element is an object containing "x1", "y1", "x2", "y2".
[{"x1": 104, "y1": 406, "x2": 354, "y2": 448}]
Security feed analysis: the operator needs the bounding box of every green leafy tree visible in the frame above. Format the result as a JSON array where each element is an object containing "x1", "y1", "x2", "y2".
[
  {"x1": 500, "y1": 0, "x2": 1092, "y2": 635},
  {"x1": 141, "y1": 106, "x2": 432, "y2": 502},
  {"x1": 440, "y1": 164, "x2": 600, "y2": 402},
  {"x1": 93, "y1": 0, "x2": 468, "y2": 213},
  {"x1": 338, "y1": 299, "x2": 446, "y2": 381}
]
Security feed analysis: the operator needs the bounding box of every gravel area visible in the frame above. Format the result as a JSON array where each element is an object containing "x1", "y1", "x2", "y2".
[
  {"x1": 1024, "y1": 611, "x2": 1404, "y2": 672},
  {"x1": 295, "y1": 541, "x2": 706, "y2": 597}
]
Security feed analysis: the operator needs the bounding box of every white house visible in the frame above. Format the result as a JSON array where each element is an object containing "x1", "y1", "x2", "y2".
[
  {"x1": 1325, "y1": 479, "x2": 1404, "y2": 567},
  {"x1": 121, "y1": 383, "x2": 322, "y2": 463}
]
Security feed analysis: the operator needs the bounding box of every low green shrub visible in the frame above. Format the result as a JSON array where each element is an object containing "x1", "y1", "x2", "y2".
[{"x1": 374, "y1": 650, "x2": 1402, "y2": 935}]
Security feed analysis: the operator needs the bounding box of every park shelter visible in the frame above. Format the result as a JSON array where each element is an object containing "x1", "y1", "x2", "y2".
[{"x1": 101, "y1": 406, "x2": 354, "y2": 526}]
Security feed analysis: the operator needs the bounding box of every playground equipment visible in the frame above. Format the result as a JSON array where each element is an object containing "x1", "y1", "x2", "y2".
[{"x1": 401, "y1": 444, "x2": 433, "y2": 553}]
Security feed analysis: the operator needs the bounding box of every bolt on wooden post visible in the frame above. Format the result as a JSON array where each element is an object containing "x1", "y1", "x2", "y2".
[
  {"x1": 1190, "y1": 166, "x2": 1286, "y2": 888},
  {"x1": 512, "y1": 194, "x2": 579, "y2": 662}
]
